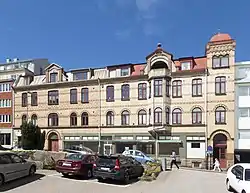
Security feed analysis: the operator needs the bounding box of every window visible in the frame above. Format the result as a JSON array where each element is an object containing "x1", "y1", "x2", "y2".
[
  {"x1": 121, "y1": 68, "x2": 129, "y2": 76},
  {"x1": 50, "y1": 72, "x2": 58, "y2": 83},
  {"x1": 0, "y1": 115, "x2": 11, "y2": 123},
  {"x1": 0, "y1": 99, "x2": 11, "y2": 108},
  {"x1": 121, "y1": 84, "x2": 130, "y2": 101},
  {"x1": 70, "y1": 113, "x2": 77, "y2": 126},
  {"x1": 70, "y1": 89, "x2": 77, "y2": 104},
  {"x1": 0, "y1": 83, "x2": 11, "y2": 92},
  {"x1": 166, "y1": 80, "x2": 170, "y2": 97},
  {"x1": 172, "y1": 80, "x2": 182, "y2": 98},
  {"x1": 239, "y1": 108, "x2": 250, "y2": 117},
  {"x1": 81, "y1": 112, "x2": 88, "y2": 126},
  {"x1": 154, "y1": 80, "x2": 162, "y2": 97},
  {"x1": 106, "y1": 86, "x2": 114, "y2": 102},
  {"x1": 22, "y1": 114, "x2": 27, "y2": 123},
  {"x1": 0, "y1": 133, "x2": 11, "y2": 145},
  {"x1": 48, "y1": 90, "x2": 59, "y2": 105},
  {"x1": 0, "y1": 154, "x2": 12, "y2": 164},
  {"x1": 191, "y1": 143, "x2": 200, "y2": 148},
  {"x1": 73, "y1": 72, "x2": 88, "y2": 80},
  {"x1": 138, "y1": 110, "x2": 147, "y2": 125},
  {"x1": 192, "y1": 79, "x2": 202, "y2": 97},
  {"x1": 192, "y1": 107, "x2": 202, "y2": 124},
  {"x1": 215, "y1": 76, "x2": 226, "y2": 95},
  {"x1": 48, "y1": 113, "x2": 58, "y2": 126},
  {"x1": 31, "y1": 92, "x2": 38, "y2": 106},
  {"x1": 215, "y1": 106, "x2": 226, "y2": 124},
  {"x1": 31, "y1": 114, "x2": 37, "y2": 125},
  {"x1": 81, "y1": 88, "x2": 89, "y2": 103},
  {"x1": 166, "y1": 107, "x2": 170, "y2": 124},
  {"x1": 138, "y1": 83, "x2": 147, "y2": 100},
  {"x1": 181, "y1": 62, "x2": 191, "y2": 70},
  {"x1": 22, "y1": 93, "x2": 27, "y2": 107},
  {"x1": 172, "y1": 108, "x2": 182, "y2": 124},
  {"x1": 106, "y1": 111, "x2": 114, "y2": 126},
  {"x1": 245, "y1": 169, "x2": 250, "y2": 181},
  {"x1": 239, "y1": 86, "x2": 250, "y2": 96},
  {"x1": 149, "y1": 82, "x2": 151, "y2": 98},
  {"x1": 149, "y1": 108, "x2": 151, "y2": 124},
  {"x1": 212, "y1": 55, "x2": 229, "y2": 68},
  {"x1": 10, "y1": 154, "x2": 23, "y2": 163},
  {"x1": 154, "y1": 108, "x2": 162, "y2": 124},
  {"x1": 121, "y1": 110, "x2": 129, "y2": 125}
]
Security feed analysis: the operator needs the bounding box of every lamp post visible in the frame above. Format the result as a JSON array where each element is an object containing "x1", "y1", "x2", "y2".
[
  {"x1": 97, "y1": 78, "x2": 101, "y2": 154},
  {"x1": 26, "y1": 91, "x2": 32, "y2": 122}
]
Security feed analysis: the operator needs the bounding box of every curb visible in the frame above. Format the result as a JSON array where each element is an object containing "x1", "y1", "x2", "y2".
[{"x1": 180, "y1": 167, "x2": 226, "y2": 174}]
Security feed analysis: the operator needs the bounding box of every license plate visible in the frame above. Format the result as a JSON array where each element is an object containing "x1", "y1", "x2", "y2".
[
  {"x1": 63, "y1": 163, "x2": 71, "y2": 166},
  {"x1": 100, "y1": 167, "x2": 110, "y2": 171}
]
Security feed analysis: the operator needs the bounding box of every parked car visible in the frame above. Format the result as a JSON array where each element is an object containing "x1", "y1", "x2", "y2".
[
  {"x1": 226, "y1": 163, "x2": 250, "y2": 193},
  {"x1": 93, "y1": 155, "x2": 144, "y2": 184},
  {"x1": 64, "y1": 145, "x2": 94, "y2": 155},
  {"x1": 56, "y1": 153, "x2": 97, "y2": 178},
  {"x1": 122, "y1": 150, "x2": 154, "y2": 164},
  {"x1": 0, "y1": 151, "x2": 37, "y2": 187}
]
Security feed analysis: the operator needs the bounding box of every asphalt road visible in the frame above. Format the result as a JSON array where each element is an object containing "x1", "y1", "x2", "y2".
[{"x1": 0, "y1": 169, "x2": 229, "y2": 193}]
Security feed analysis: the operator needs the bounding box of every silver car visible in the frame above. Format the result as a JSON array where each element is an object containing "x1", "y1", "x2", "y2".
[{"x1": 0, "y1": 151, "x2": 36, "y2": 186}]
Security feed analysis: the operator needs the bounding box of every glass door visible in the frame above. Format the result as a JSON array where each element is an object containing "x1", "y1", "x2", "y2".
[{"x1": 104, "y1": 144, "x2": 112, "y2": 155}]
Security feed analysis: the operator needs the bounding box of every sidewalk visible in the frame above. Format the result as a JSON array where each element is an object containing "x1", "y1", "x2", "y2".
[{"x1": 180, "y1": 167, "x2": 227, "y2": 174}]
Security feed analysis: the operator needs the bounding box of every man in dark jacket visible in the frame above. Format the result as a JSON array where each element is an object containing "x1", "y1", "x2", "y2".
[{"x1": 170, "y1": 151, "x2": 179, "y2": 170}]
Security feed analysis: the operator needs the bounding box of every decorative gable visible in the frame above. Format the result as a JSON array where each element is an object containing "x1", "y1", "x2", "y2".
[{"x1": 45, "y1": 63, "x2": 68, "y2": 83}]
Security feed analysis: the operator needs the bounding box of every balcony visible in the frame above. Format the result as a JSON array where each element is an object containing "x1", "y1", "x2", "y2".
[{"x1": 148, "y1": 68, "x2": 171, "y2": 80}]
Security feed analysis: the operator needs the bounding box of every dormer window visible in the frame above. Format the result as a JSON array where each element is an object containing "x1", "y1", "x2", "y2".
[
  {"x1": 109, "y1": 70, "x2": 116, "y2": 78},
  {"x1": 50, "y1": 72, "x2": 58, "y2": 83},
  {"x1": 121, "y1": 68, "x2": 129, "y2": 76},
  {"x1": 73, "y1": 71, "x2": 88, "y2": 81},
  {"x1": 181, "y1": 62, "x2": 191, "y2": 70}
]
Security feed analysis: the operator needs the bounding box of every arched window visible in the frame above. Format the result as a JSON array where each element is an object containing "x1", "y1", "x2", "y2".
[
  {"x1": 166, "y1": 107, "x2": 170, "y2": 124},
  {"x1": 70, "y1": 113, "x2": 77, "y2": 126},
  {"x1": 22, "y1": 114, "x2": 27, "y2": 123},
  {"x1": 192, "y1": 107, "x2": 202, "y2": 124},
  {"x1": 31, "y1": 114, "x2": 37, "y2": 125},
  {"x1": 81, "y1": 112, "x2": 88, "y2": 126},
  {"x1": 154, "y1": 108, "x2": 162, "y2": 124},
  {"x1": 138, "y1": 110, "x2": 147, "y2": 125},
  {"x1": 215, "y1": 106, "x2": 226, "y2": 124},
  {"x1": 106, "y1": 111, "x2": 114, "y2": 126},
  {"x1": 172, "y1": 108, "x2": 182, "y2": 124},
  {"x1": 48, "y1": 113, "x2": 58, "y2": 126},
  {"x1": 121, "y1": 110, "x2": 130, "y2": 125}
]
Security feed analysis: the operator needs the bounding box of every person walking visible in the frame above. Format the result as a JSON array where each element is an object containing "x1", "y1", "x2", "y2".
[
  {"x1": 170, "y1": 151, "x2": 179, "y2": 170},
  {"x1": 213, "y1": 158, "x2": 221, "y2": 172}
]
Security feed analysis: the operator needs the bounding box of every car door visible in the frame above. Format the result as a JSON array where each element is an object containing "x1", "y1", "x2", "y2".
[
  {"x1": 134, "y1": 151, "x2": 144, "y2": 163},
  {"x1": 0, "y1": 154, "x2": 14, "y2": 182},
  {"x1": 229, "y1": 166, "x2": 238, "y2": 189},
  {"x1": 235, "y1": 166, "x2": 244, "y2": 193},
  {"x1": 129, "y1": 157, "x2": 143, "y2": 177},
  {"x1": 9, "y1": 154, "x2": 29, "y2": 179}
]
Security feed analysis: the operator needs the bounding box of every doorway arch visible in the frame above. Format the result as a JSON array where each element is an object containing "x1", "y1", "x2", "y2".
[
  {"x1": 213, "y1": 133, "x2": 227, "y2": 168},
  {"x1": 48, "y1": 132, "x2": 59, "y2": 152}
]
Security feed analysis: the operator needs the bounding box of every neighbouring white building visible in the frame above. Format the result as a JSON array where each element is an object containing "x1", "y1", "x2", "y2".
[{"x1": 235, "y1": 61, "x2": 250, "y2": 150}]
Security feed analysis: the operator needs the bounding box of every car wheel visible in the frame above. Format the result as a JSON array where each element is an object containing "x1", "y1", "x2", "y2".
[
  {"x1": 62, "y1": 173, "x2": 70, "y2": 178},
  {"x1": 242, "y1": 191, "x2": 246, "y2": 193},
  {"x1": 87, "y1": 169, "x2": 93, "y2": 179},
  {"x1": 97, "y1": 177, "x2": 104, "y2": 182},
  {"x1": 123, "y1": 172, "x2": 130, "y2": 185},
  {"x1": 29, "y1": 166, "x2": 36, "y2": 176},
  {"x1": 226, "y1": 179, "x2": 233, "y2": 192},
  {"x1": 0, "y1": 174, "x2": 4, "y2": 187}
]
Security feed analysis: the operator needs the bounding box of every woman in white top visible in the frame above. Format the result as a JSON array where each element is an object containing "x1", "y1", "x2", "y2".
[{"x1": 213, "y1": 158, "x2": 221, "y2": 172}]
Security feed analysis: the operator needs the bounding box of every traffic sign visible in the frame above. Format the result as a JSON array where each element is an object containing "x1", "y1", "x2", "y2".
[{"x1": 207, "y1": 145, "x2": 213, "y2": 155}]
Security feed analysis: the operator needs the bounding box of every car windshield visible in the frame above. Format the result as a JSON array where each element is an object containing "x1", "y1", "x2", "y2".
[
  {"x1": 65, "y1": 153, "x2": 84, "y2": 161},
  {"x1": 245, "y1": 169, "x2": 250, "y2": 181}
]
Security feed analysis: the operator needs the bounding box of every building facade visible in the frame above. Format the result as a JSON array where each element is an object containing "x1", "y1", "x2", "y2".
[
  {"x1": 0, "y1": 58, "x2": 49, "y2": 148},
  {"x1": 235, "y1": 61, "x2": 250, "y2": 150},
  {"x1": 13, "y1": 33, "x2": 236, "y2": 168}
]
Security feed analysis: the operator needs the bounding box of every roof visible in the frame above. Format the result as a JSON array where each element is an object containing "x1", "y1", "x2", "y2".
[
  {"x1": 174, "y1": 56, "x2": 207, "y2": 70},
  {"x1": 210, "y1": 33, "x2": 232, "y2": 42},
  {"x1": 235, "y1": 163, "x2": 250, "y2": 168}
]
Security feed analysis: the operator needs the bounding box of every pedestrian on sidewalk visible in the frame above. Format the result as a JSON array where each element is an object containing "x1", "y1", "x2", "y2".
[
  {"x1": 213, "y1": 158, "x2": 221, "y2": 172},
  {"x1": 170, "y1": 151, "x2": 179, "y2": 170}
]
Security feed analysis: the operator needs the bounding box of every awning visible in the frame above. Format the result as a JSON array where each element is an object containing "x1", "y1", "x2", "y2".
[{"x1": 148, "y1": 126, "x2": 171, "y2": 139}]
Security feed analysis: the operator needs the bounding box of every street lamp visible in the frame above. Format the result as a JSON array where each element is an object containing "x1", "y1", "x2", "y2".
[
  {"x1": 97, "y1": 78, "x2": 101, "y2": 154},
  {"x1": 26, "y1": 91, "x2": 32, "y2": 121}
]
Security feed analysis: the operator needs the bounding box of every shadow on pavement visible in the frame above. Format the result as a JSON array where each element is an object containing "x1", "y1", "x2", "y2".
[{"x1": 0, "y1": 174, "x2": 45, "y2": 192}]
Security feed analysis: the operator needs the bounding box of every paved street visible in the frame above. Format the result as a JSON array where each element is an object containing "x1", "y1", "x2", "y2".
[{"x1": 0, "y1": 169, "x2": 229, "y2": 193}]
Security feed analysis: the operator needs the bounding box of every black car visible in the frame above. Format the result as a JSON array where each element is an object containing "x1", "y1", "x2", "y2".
[{"x1": 93, "y1": 155, "x2": 144, "y2": 184}]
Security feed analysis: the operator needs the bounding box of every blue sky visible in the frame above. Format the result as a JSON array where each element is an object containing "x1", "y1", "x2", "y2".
[{"x1": 0, "y1": 0, "x2": 249, "y2": 70}]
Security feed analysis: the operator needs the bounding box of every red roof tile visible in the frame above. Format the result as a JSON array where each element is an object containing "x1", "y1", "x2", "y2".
[
  {"x1": 210, "y1": 33, "x2": 232, "y2": 42},
  {"x1": 131, "y1": 64, "x2": 145, "y2": 76}
]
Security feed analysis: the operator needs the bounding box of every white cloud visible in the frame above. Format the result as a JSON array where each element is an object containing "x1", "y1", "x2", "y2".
[
  {"x1": 115, "y1": 29, "x2": 132, "y2": 40},
  {"x1": 135, "y1": 0, "x2": 159, "y2": 12}
]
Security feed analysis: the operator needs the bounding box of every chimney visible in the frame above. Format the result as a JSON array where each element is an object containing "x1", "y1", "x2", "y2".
[
  {"x1": 6, "y1": 58, "x2": 11, "y2": 63},
  {"x1": 13, "y1": 58, "x2": 19, "y2": 62}
]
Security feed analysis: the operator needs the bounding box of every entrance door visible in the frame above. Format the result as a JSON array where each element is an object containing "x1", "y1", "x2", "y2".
[
  {"x1": 48, "y1": 132, "x2": 59, "y2": 152},
  {"x1": 213, "y1": 133, "x2": 227, "y2": 168},
  {"x1": 104, "y1": 144, "x2": 112, "y2": 155}
]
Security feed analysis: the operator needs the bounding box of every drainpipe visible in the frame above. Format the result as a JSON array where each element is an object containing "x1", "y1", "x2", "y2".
[
  {"x1": 11, "y1": 84, "x2": 15, "y2": 148},
  {"x1": 204, "y1": 69, "x2": 208, "y2": 167},
  {"x1": 97, "y1": 78, "x2": 101, "y2": 154}
]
